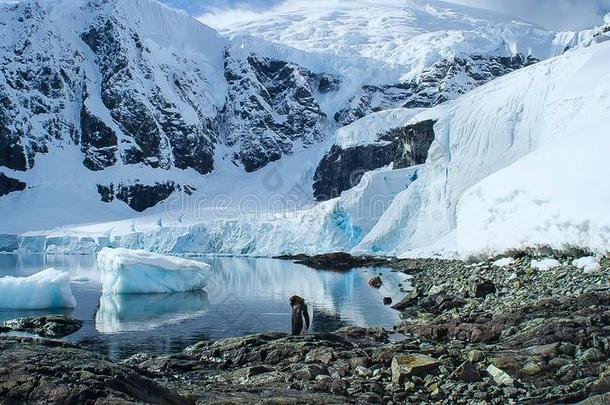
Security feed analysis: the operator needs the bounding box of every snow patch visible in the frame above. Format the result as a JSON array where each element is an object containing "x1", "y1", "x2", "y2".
[
  {"x1": 572, "y1": 256, "x2": 601, "y2": 274},
  {"x1": 531, "y1": 258, "x2": 560, "y2": 271},
  {"x1": 492, "y1": 258, "x2": 515, "y2": 267}
]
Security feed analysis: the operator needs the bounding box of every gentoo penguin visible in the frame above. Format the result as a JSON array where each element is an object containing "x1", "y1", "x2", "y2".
[{"x1": 289, "y1": 295, "x2": 310, "y2": 335}]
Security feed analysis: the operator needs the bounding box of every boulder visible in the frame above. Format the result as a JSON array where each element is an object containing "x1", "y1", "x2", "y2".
[
  {"x1": 391, "y1": 354, "x2": 440, "y2": 384},
  {"x1": 486, "y1": 364, "x2": 514, "y2": 386},
  {"x1": 369, "y1": 276, "x2": 383, "y2": 288},
  {"x1": 451, "y1": 361, "x2": 481, "y2": 382},
  {"x1": 1, "y1": 315, "x2": 82, "y2": 338}
]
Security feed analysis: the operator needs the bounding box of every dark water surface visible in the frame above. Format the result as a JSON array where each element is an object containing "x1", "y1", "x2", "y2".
[{"x1": 0, "y1": 254, "x2": 411, "y2": 361}]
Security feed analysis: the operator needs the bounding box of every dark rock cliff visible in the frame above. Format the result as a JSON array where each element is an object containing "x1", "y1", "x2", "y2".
[{"x1": 313, "y1": 120, "x2": 437, "y2": 201}]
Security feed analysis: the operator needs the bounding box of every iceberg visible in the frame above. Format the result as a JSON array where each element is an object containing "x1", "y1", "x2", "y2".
[
  {"x1": 0, "y1": 268, "x2": 76, "y2": 309},
  {"x1": 97, "y1": 248, "x2": 210, "y2": 294}
]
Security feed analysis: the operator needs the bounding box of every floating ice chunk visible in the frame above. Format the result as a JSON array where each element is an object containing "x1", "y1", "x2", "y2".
[
  {"x1": 531, "y1": 258, "x2": 560, "y2": 271},
  {"x1": 572, "y1": 256, "x2": 601, "y2": 273},
  {"x1": 0, "y1": 268, "x2": 76, "y2": 309},
  {"x1": 492, "y1": 258, "x2": 514, "y2": 267},
  {"x1": 95, "y1": 291, "x2": 209, "y2": 333},
  {"x1": 97, "y1": 248, "x2": 210, "y2": 294}
]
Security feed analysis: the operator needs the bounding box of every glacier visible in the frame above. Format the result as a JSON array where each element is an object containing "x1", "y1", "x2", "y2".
[
  {"x1": 357, "y1": 40, "x2": 610, "y2": 258},
  {"x1": 0, "y1": 268, "x2": 76, "y2": 309},
  {"x1": 97, "y1": 248, "x2": 210, "y2": 293}
]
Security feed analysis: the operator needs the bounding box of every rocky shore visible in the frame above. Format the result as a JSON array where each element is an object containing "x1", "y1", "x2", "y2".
[{"x1": 2, "y1": 254, "x2": 610, "y2": 404}]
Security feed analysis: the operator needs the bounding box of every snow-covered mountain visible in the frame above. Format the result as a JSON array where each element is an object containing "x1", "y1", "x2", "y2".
[
  {"x1": 2, "y1": 0, "x2": 608, "y2": 259},
  {"x1": 22, "y1": 38, "x2": 610, "y2": 259},
  {"x1": 208, "y1": 0, "x2": 564, "y2": 80}
]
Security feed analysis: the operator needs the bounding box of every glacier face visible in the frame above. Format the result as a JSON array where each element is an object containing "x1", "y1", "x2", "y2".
[{"x1": 357, "y1": 40, "x2": 610, "y2": 258}]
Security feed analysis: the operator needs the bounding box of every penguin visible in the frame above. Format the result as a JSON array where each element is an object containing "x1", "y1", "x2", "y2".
[{"x1": 289, "y1": 295, "x2": 310, "y2": 335}]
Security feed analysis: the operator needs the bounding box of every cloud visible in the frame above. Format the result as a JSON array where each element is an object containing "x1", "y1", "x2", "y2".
[{"x1": 445, "y1": 0, "x2": 610, "y2": 30}]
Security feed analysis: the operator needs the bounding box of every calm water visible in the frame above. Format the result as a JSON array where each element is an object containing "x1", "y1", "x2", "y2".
[{"x1": 0, "y1": 254, "x2": 411, "y2": 360}]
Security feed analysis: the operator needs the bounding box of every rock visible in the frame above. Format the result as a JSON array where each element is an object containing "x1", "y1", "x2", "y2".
[
  {"x1": 232, "y1": 365, "x2": 275, "y2": 381},
  {"x1": 369, "y1": 276, "x2": 383, "y2": 288},
  {"x1": 578, "y1": 393, "x2": 610, "y2": 405},
  {"x1": 522, "y1": 361, "x2": 544, "y2": 375},
  {"x1": 0, "y1": 173, "x2": 26, "y2": 197},
  {"x1": 292, "y1": 364, "x2": 327, "y2": 381},
  {"x1": 451, "y1": 361, "x2": 481, "y2": 382},
  {"x1": 0, "y1": 336, "x2": 188, "y2": 404},
  {"x1": 391, "y1": 296, "x2": 418, "y2": 310},
  {"x1": 391, "y1": 354, "x2": 440, "y2": 384},
  {"x1": 467, "y1": 278, "x2": 497, "y2": 298},
  {"x1": 277, "y1": 253, "x2": 389, "y2": 270},
  {"x1": 580, "y1": 348, "x2": 606, "y2": 363},
  {"x1": 428, "y1": 285, "x2": 444, "y2": 296},
  {"x1": 312, "y1": 143, "x2": 397, "y2": 201},
  {"x1": 383, "y1": 297, "x2": 393, "y2": 305},
  {"x1": 355, "y1": 365, "x2": 372, "y2": 377},
  {"x1": 1, "y1": 315, "x2": 82, "y2": 338},
  {"x1": 486, "y1": 364, "x2": 514, "y2": 386},
  {"x1": 97, "y1": 181, "x2": 183, "y2": 212},
  {"x1": 468, "y1": 350, "x2": 485, "y2": 363},
  {"x1": 349, "y1": 357, "x2": 371, "y2": 369},
  {"x1": 305, "y1": 347, "x2": 335, "y2": 364},
  {"x1": 549, "y1": 357, "x2": 571, "y2": 368}
]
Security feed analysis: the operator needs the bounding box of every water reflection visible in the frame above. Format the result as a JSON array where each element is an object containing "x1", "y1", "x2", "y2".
[
  {"x1": 96, "y1": 291, "x2": 209, "y2": 333},
  {"x1": 0, "y1": 254, "x2": 411, "y2": 360}
]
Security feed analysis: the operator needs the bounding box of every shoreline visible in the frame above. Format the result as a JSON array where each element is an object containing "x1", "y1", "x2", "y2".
[{"x1": 2, "y1": 253, "x2": 610, "y2": 403}]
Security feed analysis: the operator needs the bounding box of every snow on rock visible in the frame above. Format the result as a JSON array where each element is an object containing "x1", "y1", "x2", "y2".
[
  {"x1": 0, "y1": 268, "x2": 76, "y2": 309},
  {"x1": 335, "y1": 109, "x2": 426, "y2": 149},
  {"x1": 97, "y1": 248, "x2": 210, "y2": 294},
  {"x1": 492, "y1": 258, "x2": 515, "y2": 267},
  {"x1": 359, "y1": 41, "x2": 610, "y2": 258},
  {"x1": 572, "y1": 257, "x2": 601, "y2": 274},
  {"x1": 531, "y1": 259, "x2": 560, "y2": 271}
]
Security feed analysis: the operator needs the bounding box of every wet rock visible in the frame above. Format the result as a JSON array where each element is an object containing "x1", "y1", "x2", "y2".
[
  {"x1": 486, "y1": 364, "x2": 514, "y2": 386},
  {"x1": 391, "y1": 354, "x2": 440, "y2": 384},
  {"x1": 369, "y1": 276, "x2": 383, "y2": 289},
  {"x1": 1, "y1": 315, "x2": 82, "y2": 338},
  {"x1": 383, "y1": 297, "x2": 393, "y2": 305}
]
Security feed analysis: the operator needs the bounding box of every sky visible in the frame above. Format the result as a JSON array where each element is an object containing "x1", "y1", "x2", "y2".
[{"x1": 158, "y1": 0, "x2": 610, "y2": 31}]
